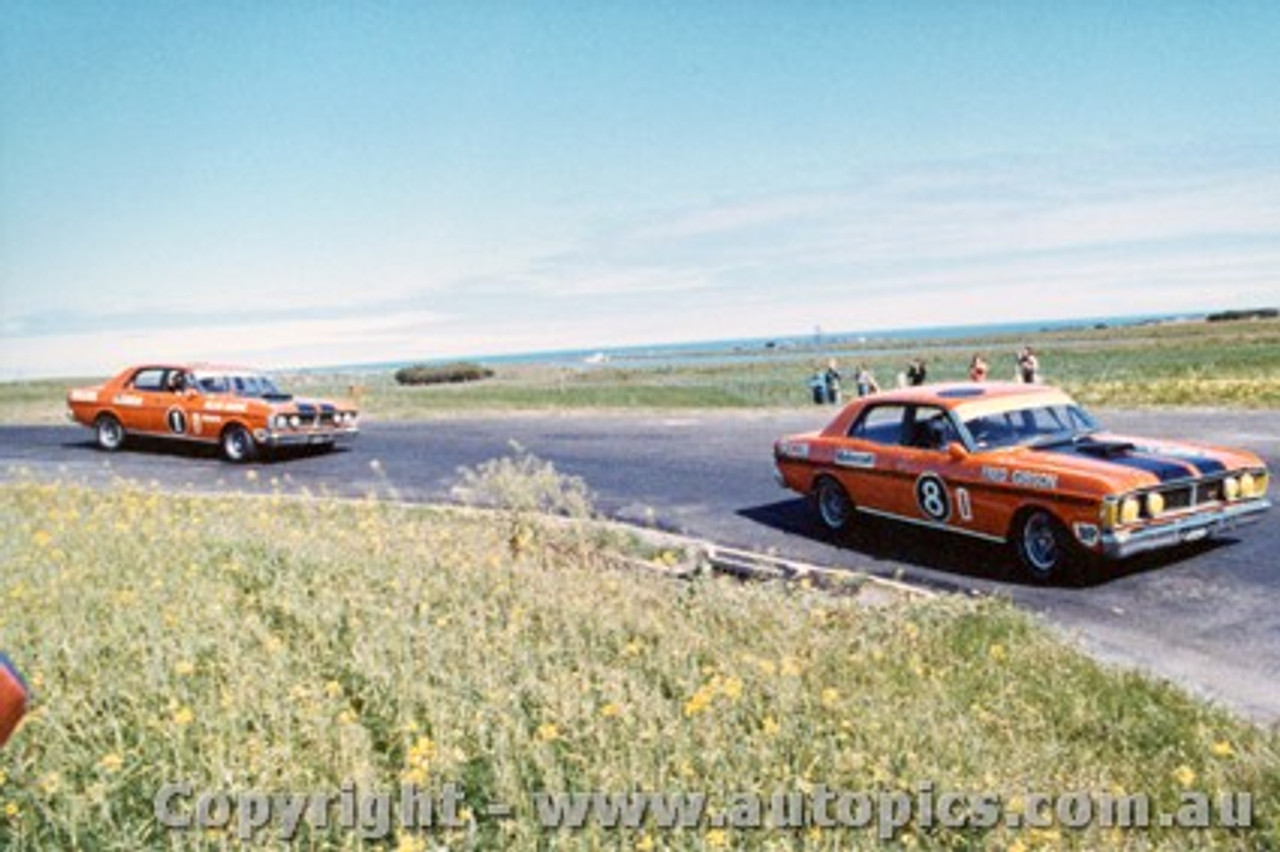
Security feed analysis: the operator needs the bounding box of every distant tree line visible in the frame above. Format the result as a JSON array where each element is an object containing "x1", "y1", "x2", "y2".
[
  {"x1": 394, "y1": 362, "x2": 495, "y2": 386},
  {"x1": 1206, "y1": 308, "x2": 1278, "y2": 322}
]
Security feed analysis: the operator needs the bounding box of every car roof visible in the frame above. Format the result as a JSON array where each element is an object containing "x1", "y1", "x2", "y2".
[{"x1": 861, "y1": 382, "x2": 1074, "y2": 413}]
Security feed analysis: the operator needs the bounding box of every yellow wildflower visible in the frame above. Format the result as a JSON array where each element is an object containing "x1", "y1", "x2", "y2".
[
  {"x1": 1211, "y1": 740, "x2": 1235, "y2": 758},
  {"x1": 820, "y1": 688, "x2": 840, "y2": 708},
  {"x1": 762, "y1": 715, "x2": 781, "y2": 737},
  {"x1": 174, "y1": 660, "x2": 195, "y2": 677},
  {"x1": 536, "y1": 723, "x2": 559, "y2": 743},
  {"x1": 988, "y1": 643, "x2": 1007, "y2": 662},
  {"x1": 172, "y1": 706, "x2": 194, "y2": 727},
  {"x1": 98, "y1": 753, "x2": 124, "y2": 773},
  {"x1": 4, "y1": 802, "x2": 18, "y2": 819},
  {"x1": 1172, "y1": 765, "x2": 1197, "y2": 788},
  {"x1": 634, "y1": 833, "x2": 655, "y2": 851},
  {"x1": 599, "y1": 703, "x2": 622, "y2": 719},
  {"x1": 706, "y1": 827, "x2": 729, "y2": 848},
  {"x1": 721, "y1": 677, "x2": 744, "y2": 702}
]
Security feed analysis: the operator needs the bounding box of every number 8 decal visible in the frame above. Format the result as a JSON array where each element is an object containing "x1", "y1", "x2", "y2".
[{"x1": 915, "y1": 473, "x2": 951, "y2": 522}]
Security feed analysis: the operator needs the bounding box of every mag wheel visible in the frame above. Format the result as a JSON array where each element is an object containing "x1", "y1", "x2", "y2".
[
  {"x1": 1015, "y1": 509, "x2": 1073, "y2": 583},
  {"x1": 813, "y1": 477, "x2": 855, "y2": 534},
  {"x1": 95, "y1": 414, "x2": 125, "y2": 452},
  {"x1": 221, "y1": 424, "x2": 257, "y2": 463}
]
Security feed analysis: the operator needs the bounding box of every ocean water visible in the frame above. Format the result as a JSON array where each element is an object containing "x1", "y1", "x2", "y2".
[{"x1": 315, "y1": 312, "x2": 1195, "y2": 374}]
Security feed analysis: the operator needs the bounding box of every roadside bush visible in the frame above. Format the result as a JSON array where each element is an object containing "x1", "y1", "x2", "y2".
[{"x1": 393, "y1": 362, "x2": 494, "y2": 386}]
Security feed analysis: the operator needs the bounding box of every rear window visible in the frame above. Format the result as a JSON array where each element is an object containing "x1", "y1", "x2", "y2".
[
  {"x1": 130, "y1": 369, "x2": 165, "y2": 391},
  {"x1": 850, "y1": 405, "x2": 905, "y2": 445}
]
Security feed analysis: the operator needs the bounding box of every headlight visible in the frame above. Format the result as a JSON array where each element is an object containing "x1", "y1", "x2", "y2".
[
  {"x1": 1222, "y1": 476, "x2": 1240, "y2": 501},
  {"x1": 1239, "y1": 473, "x2": 1256, "y2": 498},
  {"x1": 288, "y1": 415, "x2": 301, "y2": 428},
  {"x1": 271, "y1": 414, "x2": 287, "y2": 429},
  {"x1": 1120, "y1": 497, "x2": 1141, "y2": 525},
  {"x1": 1145, "y1": 492, "x2": 1165, "y2": 518}
]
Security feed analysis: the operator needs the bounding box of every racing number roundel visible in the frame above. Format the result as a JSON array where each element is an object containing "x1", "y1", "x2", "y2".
[
  {"x1": 166, "y1": 407, "x2": 187, "y2": 435},
  {"x1": 915, "y1": 473, "x2": 951, "y2": 522}
]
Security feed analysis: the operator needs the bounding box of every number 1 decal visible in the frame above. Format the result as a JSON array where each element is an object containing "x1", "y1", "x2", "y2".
[{"x1": 914, "y1": 473, "x2": 951, "y2": 522}]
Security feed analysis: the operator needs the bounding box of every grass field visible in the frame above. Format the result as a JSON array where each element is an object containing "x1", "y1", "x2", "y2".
[
  {"x1": 2, "y1": 318, "x2": 1278, "y2": 424},
  {"x1": 2, "y1": 470, "x2": 1278, "y2": 849}
]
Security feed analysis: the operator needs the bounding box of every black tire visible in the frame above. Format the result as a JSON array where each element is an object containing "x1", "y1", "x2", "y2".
[
  {"x1": 95, "y1": 414, "x2": 126, "y2": 452},
  {"x1": 812, "y1": 476, "x2": 856, "y2": 534},
  {"x1": 1013, "y1": 508, "x2": 1076, "y2": 583},
  {"x1": 220, "y1": 424, "x2": 257, "y2": 463}
]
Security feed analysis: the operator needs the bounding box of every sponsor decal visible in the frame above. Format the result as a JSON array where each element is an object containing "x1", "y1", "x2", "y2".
[
  {"x1": 982, "y1": 466, "x2": 1009, "y2": 483},
  {"x1": 914, "y1": 472, "x2": 951, "y2": 522},
  {"x1": 112, "y1": 394, "x2": 143, "y2": 407},
  {"x1": 204, "y1": 401, "x2": 249, "y2": 413},
  {"x1": 956, "y1": 487, "x2": 973, "y2": 522},
  {"x1": 835, "y1": 449, "x2": 875, "y2": 469},
  {"x1": 69, "y1": 389, "x2": 99, "y2": 403},
  {"x1": 1012, "y1": 470, "x2": 1058, "y2": 490},
  {"x1": 192, "y1": 412, "x2": 203, "y2": 436},
  {"x1": 166, "y1": 407, "x2": 187, "y2": 435},
  {"x1": 778, "y1": 441, "x2": 810, "y2": 460}
]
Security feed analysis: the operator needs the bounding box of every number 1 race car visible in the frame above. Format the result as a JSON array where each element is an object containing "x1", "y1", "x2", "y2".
[
  {"x1": 67, "y1": 364, "x2": 359, "y2": 462},
  {"x1": 774, "y1": 382, "x2": 1271, "y2": 581}
]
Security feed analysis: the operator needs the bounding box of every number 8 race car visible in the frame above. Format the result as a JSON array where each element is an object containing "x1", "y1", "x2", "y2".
[{"x1": 773, "y1": 382, "x2": 1271, "y2": 581}]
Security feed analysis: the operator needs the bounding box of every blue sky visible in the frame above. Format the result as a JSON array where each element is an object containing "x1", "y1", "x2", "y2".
[{"x1": 3, "y1": 1, "x2": 1279, "y2": 377}]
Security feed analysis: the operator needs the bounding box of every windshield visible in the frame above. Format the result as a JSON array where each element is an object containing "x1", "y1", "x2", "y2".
[
  {"x1": 196, "y1": 374, "x2": 288, "y2": 399},
  {"x1": 962, "y1": 404, "x2": 1098, "y2": 451}
]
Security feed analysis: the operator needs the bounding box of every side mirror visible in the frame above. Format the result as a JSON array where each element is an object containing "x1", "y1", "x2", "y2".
[{"x1": 947, "y1": 441, "x2": 969, "y2": 462}]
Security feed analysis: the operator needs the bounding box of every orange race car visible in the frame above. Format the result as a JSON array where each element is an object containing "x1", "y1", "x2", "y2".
[
  {"x1": 67, "y1": 364, "x2": 358, "y2": 462},
  {"x1": 774, "y1": 382, "x2": 1271, "y2": 581}
]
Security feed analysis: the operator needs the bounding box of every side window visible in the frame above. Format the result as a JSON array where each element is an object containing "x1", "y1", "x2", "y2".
[
  {"x1": 906, "y1": 407, "x2": 959, "y2": 450},
  {"x1": 850, "y1": 405, "x2": 907, "y2": 445},
  {"x1": 130, "y1": 369, "x2": 166, "y2": 391}
]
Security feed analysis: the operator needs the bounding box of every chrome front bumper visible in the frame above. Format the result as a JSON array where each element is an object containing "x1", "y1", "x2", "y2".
[
  {"x1": 259, "y1": 427, "x2": 359, "y2": 447},
  {"x1": 1101, "y1": 498, "x2": 1271, "y2": 559}
]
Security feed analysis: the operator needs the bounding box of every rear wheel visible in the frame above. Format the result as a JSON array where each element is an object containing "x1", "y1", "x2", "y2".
[
  {"x1": 221, "y1": 424, "x2": 257, "y2": 463},
  {"x1": 1014, "y1": 509, "x2": 1075, "y2": 583},
  {"x1": 813, "y1": 476, "x2": 855, "y2": 534},
  {"x1": 95, "y1": 414, "x2": 125, "y2": 452}
]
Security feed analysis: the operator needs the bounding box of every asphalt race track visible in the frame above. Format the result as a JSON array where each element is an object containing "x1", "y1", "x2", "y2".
[{"x1": 2, "y1": 408, "x2": 1278, "y2": 722}]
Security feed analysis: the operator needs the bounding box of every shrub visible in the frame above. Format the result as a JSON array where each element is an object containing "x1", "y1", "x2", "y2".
[{"x1": 393, "y1": 362, "x2": 494, "y2": 386}]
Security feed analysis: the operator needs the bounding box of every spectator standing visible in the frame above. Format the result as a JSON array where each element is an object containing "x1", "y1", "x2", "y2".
[
  {"x1": 823, "y1": 359, "x2": 843, "y2": 404},
  {"x1": 1018, "y1": 346, "x2": 1040, "y2": 383},
  {"x1": 808, "y1": 368, "x2": 828, "y2": 405},
  {"x1": 854, "y1": 364, "x2": 880, "y2": 397},
  {"x1": 906, "y1": 358, "x2": 928, "y2": 386},
  {"x1": 968, "y1": 354, "x2": 989, "y2": 382}
]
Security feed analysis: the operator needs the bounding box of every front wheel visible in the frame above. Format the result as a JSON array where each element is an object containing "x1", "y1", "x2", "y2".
[
  {"x1": 1013, "y1": 509, "x2": 1076, "y2": 583},
  {"x1": 95, "y1": 414, "x2": 125, "y2": 452},
  {"x1": 220, "y1": 424, "x2": 257, "y2": 463},
  {"x1": 813, "y1": 476, "x2": 855, "y2": 534}
]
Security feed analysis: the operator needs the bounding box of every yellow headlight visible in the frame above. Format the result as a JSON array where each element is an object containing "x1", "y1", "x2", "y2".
[
  {"x1": 1145, "y1": 492, "x2": 1165, "y2": 517},
  {"x1": 1120, "y1": 497, "x2": 1141, "y2": 525},
  {"x1": 1239, "y1": 473, "x2": 1257, "y2": 498},
  {"x1": 1223, "y1": 477, "x2": 1240, "y2": 501}
]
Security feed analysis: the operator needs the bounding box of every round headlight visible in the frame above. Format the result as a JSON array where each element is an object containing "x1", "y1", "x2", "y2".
[
  {"x1": 288, "y1": 415, "x2": 301, "y2": 428},
  {"x1": 1223, "y1": 476, "x2": 1240, "y2": 501},
  {"x1": 271, "y1": 414, "x2": 286, "y2": 429},
  {"x1": 1145, "y1": 492, "x2": 1165, "y2": 517},
  {"x1": 337, "y1": 412, "x2": 348, "y2": 424},
  {"x1": 1120, "y1": 497, "x2": 1141, "y2": 525},
  {"x1": 1239, "y1": 473, "x2": 1256, "y2": 498}
]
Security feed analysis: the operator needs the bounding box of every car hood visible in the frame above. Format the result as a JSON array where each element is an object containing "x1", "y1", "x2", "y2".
[{"x1": 1008, "y1": 432, "x2": 1258, "y2": 490}]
